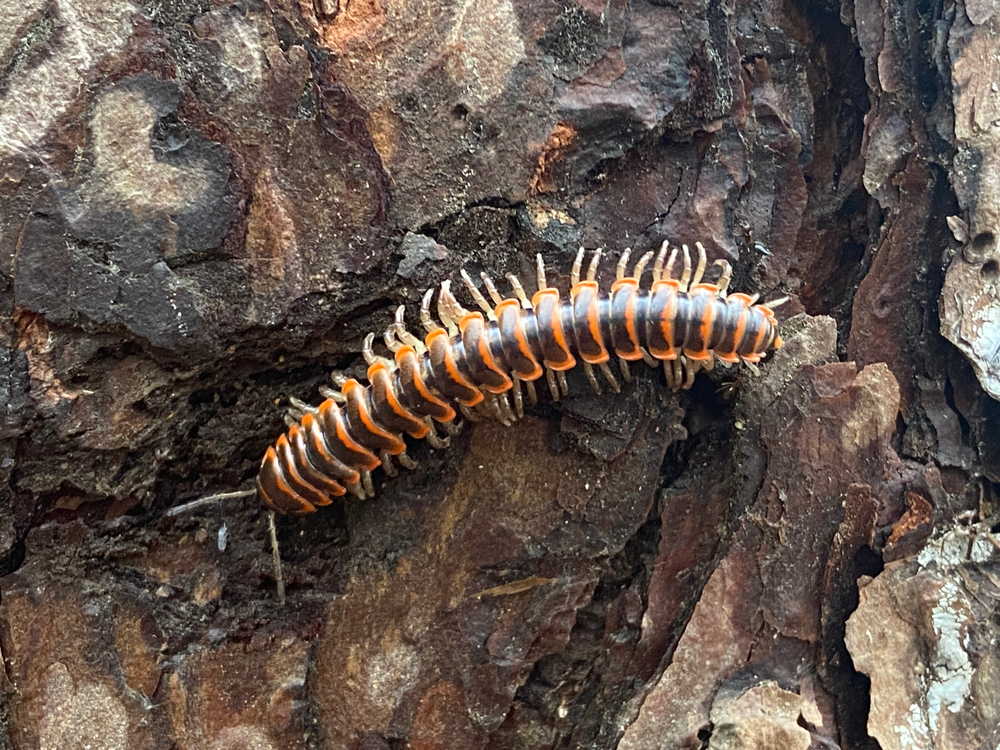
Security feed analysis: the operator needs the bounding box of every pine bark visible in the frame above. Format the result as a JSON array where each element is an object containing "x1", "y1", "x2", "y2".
[{"x1": 0, "y1": 1, "x2": 997, "y2": 748}]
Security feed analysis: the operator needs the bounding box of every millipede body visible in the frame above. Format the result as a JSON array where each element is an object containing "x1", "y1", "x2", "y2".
[{"x1": 257, "y1": 242, "x2": 783, "y2": 514}]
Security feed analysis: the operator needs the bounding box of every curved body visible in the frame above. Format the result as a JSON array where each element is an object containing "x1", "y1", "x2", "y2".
[{"x1": 257, "y1": 244, "x2": 782, "y2": 514}]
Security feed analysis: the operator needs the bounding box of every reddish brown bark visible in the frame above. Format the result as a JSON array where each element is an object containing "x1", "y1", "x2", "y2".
[{"x1": 0, "y1": 1, "x2": 997, "y2": 749}]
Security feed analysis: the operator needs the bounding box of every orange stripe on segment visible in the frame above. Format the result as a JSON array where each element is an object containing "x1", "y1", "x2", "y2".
[
  {"x1": 685, "y1": 285, "x2": 717, "y2": 361},
  {"x1": 749, "y1": 310, "x2": 770, "y2": 358},
  {"x1": 728, "y1": 301, "x2": 749, "y2": 360},
  {"x1": 264, "y1": 447, "x2": 298, "y2": 500},
  {"x1": 532, "y1": 289, "x2": 576, "y2": 371},
  {"x1": 343, "y1": 379, "x2": 406, "y2": 454},
  {"x1": 459, "y1": 313, "x2": 513, "y2": 394},
  {"x1": 259, "y1": 482, "x2": 298, "y2": 514},
  {"x1": 395, "y1": 346, "x2": 457, "y2": 422},
  {"x1": 258, "y1": 479, "x2": 313, "y2": 514},
  {"x1": 570, "y1": 281, "x2": 610, "y2": 364},
  {"x1": 758, "y1": 305, "x2": 784, "y2": 349},
  {"x1": 367, "y1": 362, "x2": 429, "y2": 438},
  {"x1": 611, "y1": 279, "x2": 642, "y2": 360},
  {"x1": 319, "y1": 400, "x2": 381, "y2": 471},
  {"x1": 276, "y1": 435, "x2": 330, "y2": 508},
  {"x1": 426, "y1": 328, "x2": 484, "y2": 407},
  {"x1": 650, "y1": 279, "x2": 679, "y2": 360},
  {"x1": 495, "y1": 299, "x2": 544, "y2": 380},
  {"x1": 301, "y1": 413, "x2": 361, "y2": 484},
  {"x1": 287, "y1": 424, "x2": 342, "y2": 500},
  {"x1": 259, "y1": 447, "x2": 316, "y2": 513}
]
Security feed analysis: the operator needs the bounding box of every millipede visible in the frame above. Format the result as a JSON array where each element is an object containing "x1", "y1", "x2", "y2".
[{"x1": 256, "y1": 242, "x2": 783, "y2": 514}]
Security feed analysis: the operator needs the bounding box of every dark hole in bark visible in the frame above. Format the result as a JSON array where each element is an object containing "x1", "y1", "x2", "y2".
[
  {"x1": 981, "y1": 259, "x2": 999, "y2": 283},
  {"x1": 972, "y1": 231, "x2": 995, "y2": 253}
]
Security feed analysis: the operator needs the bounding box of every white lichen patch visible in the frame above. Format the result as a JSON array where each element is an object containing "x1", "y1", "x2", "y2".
[
  {"x1": 917, "y1": 525, "x2": 998, "y2": 567},
  {"x1": 925, "y1": 580, "x2": 974, "y2": 731}
]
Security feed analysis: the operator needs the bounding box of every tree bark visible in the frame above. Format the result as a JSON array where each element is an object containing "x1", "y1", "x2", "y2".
[{"x1": 0, "y1": 0, "x2": 997, "y2": 748}]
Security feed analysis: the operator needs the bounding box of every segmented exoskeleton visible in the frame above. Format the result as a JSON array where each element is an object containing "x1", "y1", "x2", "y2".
[{"x1": 257, "y1": 242, "x2": 783, "y2": 514}]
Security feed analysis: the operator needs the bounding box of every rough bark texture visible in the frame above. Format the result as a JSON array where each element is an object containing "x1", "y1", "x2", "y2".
[{"x1": 0, "y1": 1, "x2": 998, "y2": 749}]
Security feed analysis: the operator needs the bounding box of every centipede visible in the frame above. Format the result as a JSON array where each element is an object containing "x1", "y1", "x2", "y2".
[{"x1": 257, "y1": 241, "x2": 784, "y2": 515}]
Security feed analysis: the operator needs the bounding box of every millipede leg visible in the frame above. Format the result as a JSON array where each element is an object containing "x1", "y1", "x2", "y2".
[
  {"x1": 584, "y1": 362, "x2": 602, "y2": 394},
  {"x1": 571, "y1": 248, "x2": 585, "y2": 286},
  {"x1": 361, "y1": 469, "x2": 374, "y2": 496},
  {"x1": 330, "y1": 371, "x2": 348, "y2": 388},
  {"x1": 525, "y1": 379, "x2": 538, "y2": 405},
  {"x1": 665, "y1": 358, "x2": 682, "y2": 390},
  {"x1": 394, "y1": 306, "x2": 426, "y2": 351},
  {"x1": 586, "y1": 248, "x2": 602, "y2": 281},
  {"x1": 764, "y1": 296, "x2": 790, "y2": 308},
  {"x1": 536, "y1": 255, "x2": 548, "y2": 291},
  {"x1": 443, "y1": 419, "x2": 464, "y2": 436},
  {"x1": 545, "y1": 368, "x2": 560, "y2": 401},
  {"x1": 652, "y1": 240, "x2": 669, "y2": 282},
  {"x1": 398, "y1": 451, "x2": 418, "y2": 469},
  {"x1": 283, "y1": 413, "x2": 296, "y2": 428},
  {"x1": 692, "y1": 242, "x2": 707, "y2": 286},
  {"x1": 498, "y1": 393, "x2": 517, "y2": 424},
  {"x1": 362, "y1": 332, "x2": 394, "y2": 368},
  {"x1": 599, "y1": 361, "x2": 621, "y2": 392},
  {"x1": 421, "y1": 288, "x2": 443, "y2": 333},
  {"x1": 483, "y1": 394, "x2": 507, "y2": 425},
  {"x1": 632, "y1": 251, "x2": 654, "y2": 281},
  {"x1": 424, "y1": 417, "x2": 451, "y2": 448},
  {"x1": 557, "y1": 370, "x2": 569, "y2": 396},
  {"x1": 436, "y1": 282, "x2": 462, "y2": 335},
  {"x1": 481, "y1": 271, "x2": 504, "y2": 305},
  {"x1": 459, "y1": 403, "x2": 481, "y2": 423},
  {"x1": 287, "y1": 397, "x2": 311, "y2": 421},
  {"x1": 682, "y1": 357, "x2": 698, "y2": 390},
  {"x1": 380, "y1": 450, "x2": 398, "y2": 477},
  {"x1": 288, "y1": 396, "x2": 318, "y2": 415},
  {"x1": 267, "y1": 511, "x2": 285, "y2": 606},
  {"x1": 346, "y1": 479, "x2": 367, "y2": 499},
  {"x1": 384, "y1": 325, "x2": 401, "y2": 352},
  {"x1": 680, "y1": 245, "x2": 692, "y2": 292},
  {"x1": 319, "y1": 385, "x2": 347, "y2": 403},
  {"x1": 714, "y1": 259, "x2": 732, "y2": 295},
  {"x1": 511, "y1": 374, "x2": 524, "y2": 418},
  {"x1": 362, "y1": 332, "x2": 376, "y2": 364},
  {"x1": 618, "y1": 357, "x2": 632, "y2": 382},
  {"x1": 461, "y1": 269, "x2": 496, "y2": 318},
  {"x1": 507, "y1": 274, "x2": 533, "y2": 309},
  {"x1": 616, "y1": 249, "x2": 632, "y2": 281},
  {"x1": 640, "y1": 347, "x2": 658, "y2": 368},
  {"x1": 663, "y1": 246, "x2": 678, "y2": 281},
  {"x1": 741, "y1": 357, "x2": 762, "y2": 375},
  {"x1": 703, "y1": 352, "x2": 716, "y2": 371}
]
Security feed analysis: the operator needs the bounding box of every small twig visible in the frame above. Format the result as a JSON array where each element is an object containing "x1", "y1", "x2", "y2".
[
  {"x1": 268, "y1": 510, "x2": 285, "y2": 605},
  {"x1": 164, "y1": 489, "x2": 256, "y2": 517}
]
